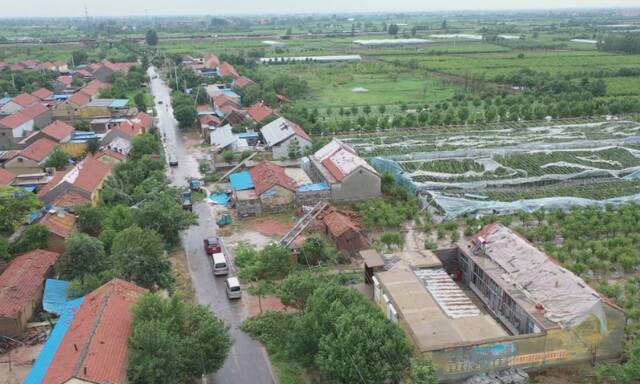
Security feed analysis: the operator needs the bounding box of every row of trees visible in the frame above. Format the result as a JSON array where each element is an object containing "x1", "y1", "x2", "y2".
[
  {"x1": 598, "y1": 34, "x2": 640, "y2": 54},
  {"x1": 171, "y1": 91, "x2": 198, "y2": 129}
]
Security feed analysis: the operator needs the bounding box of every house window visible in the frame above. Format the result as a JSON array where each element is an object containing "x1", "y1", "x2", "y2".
[{"x1": 17, "y1": 158, "x2": 23, "y2": 163}]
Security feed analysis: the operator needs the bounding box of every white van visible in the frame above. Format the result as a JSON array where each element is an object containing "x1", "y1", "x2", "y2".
[
  {"x1": 212, "y1": 253, "x2": 229, "y2": 276},
  {"x1": 225, "y1": 277, "x2": 242, "y2": 299}
]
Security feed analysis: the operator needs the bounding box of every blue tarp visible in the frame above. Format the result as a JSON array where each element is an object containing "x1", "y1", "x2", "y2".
[
  {"x1": 230, "y1": 171, "x2": 254, "y2": 191},
  {"x1": 297, "y1": 182, "x2": 330, "y2": 192},
  {"x1": 109, "y1": 99, "x2": 129, "y2": 108},
  {"x1": 0, "y1": 97, "x2": 11, "y2": 105},
  {"x1": 238, "y1": 132, "x2": 259, "y2": 139},
  {"x1": 223, "y1": 89, "x2": 240, "y2": 98},
  {"x1": 21, "y1": 185, "x2": 37, "y2": 192},
  {"x1": 210, "y1": 192, "x2": 231, "y2": 205},
  {"x1": 24, "y1": 297, "x2": 84, "y2": 384},
  {"x1": 43, "y1": 279, "x2": 70, "y2": 316}
]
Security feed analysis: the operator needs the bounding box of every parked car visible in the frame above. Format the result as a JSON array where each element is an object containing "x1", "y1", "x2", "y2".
[
  {"x1": 181, "y1": 191, "x2": 193, "y2": 211},
  {"x1": 212, "y1": 253, "x2": 229, "y2": 276},
  {"x1": 225, "y1": 277, "x2": 242, "y2": 299},
  {"x1": 157, "y1": 100, "x2": 163, "y2": 104},
  {"x1": 203, "y1": 236, "x2": 221, "y2": 255},
  {"x1": 169, "y1": 154, "x2": 178, "y2": 167}
]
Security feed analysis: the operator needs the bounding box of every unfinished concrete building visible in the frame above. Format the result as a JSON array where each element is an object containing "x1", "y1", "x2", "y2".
[{"x1": 373, "y1": 224, "x2": 625, "y2": 382}]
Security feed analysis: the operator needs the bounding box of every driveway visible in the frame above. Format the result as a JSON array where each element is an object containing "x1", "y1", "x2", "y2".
[{"x1": 148, "y1": 66, "x2": 277, "y2": 384}]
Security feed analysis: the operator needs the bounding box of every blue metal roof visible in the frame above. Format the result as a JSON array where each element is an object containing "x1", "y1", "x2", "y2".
[
  {"x1": 297, "y1": 182, "x2": 330, "y2": 192},
  {"x1": 209, "y1": 192, "x2": 231, "y2": 205},
  {"x1": 0, "y1": 97, "x2": 11, "y2": 105},
  {"x1": 223, "y1": 89, "x2": 240, "y2": 98},
  {"x1": 213, "y1": 107, "x2": 224, "y2": 117},
  {"x1": 238, "y1": 132, "x2": 259, "y2": 138},
  {"x1": 24, "y1": 297, "x2": 84, "y2": 384},
  {"x1": 43, "y1": 279, "x2": 70, "y2": 316},
  {"x1": 230, "y1": 171, "x2": 254, "y2": 191},
  {"x1": 21, "y1": 185, "x2": 37, "y2": 192},
  {"x1": 109, "y1": 99, "x2": 129, "y2": 108},
  {"x1": 53, "y1": 94, "x2": 71, "y2": 100}
]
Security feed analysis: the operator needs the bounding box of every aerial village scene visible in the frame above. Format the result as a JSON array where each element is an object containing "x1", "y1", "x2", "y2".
[{"x1": 0, "y1": 2, "x2": 640, "y2": 384}]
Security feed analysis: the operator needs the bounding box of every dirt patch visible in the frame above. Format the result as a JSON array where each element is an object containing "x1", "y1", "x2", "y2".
[
  {"x1": 0, "y1": 343, "x2": 43, "y2": 384},
  {"x1": 245, "y1": 294, "x2": 297, "y2": 316},
  {"x1": 169, "y1": 246, "x2": 196, "y2": 301},
  {"x1": 245, "y1": 215, "x2": 295, "y2": 238},
  {"x1": 529, "y1": 363, "x2": 594, "y2": 384}
]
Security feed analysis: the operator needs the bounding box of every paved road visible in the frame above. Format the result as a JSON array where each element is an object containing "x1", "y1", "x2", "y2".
[{"x1": 148, "y1": 66, "x2": 276, "y2": 384}]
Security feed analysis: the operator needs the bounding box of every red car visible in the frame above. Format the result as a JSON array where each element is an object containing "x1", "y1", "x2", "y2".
[{"x1": 204, "y1": 237, "x2": 221, "y2": 255}]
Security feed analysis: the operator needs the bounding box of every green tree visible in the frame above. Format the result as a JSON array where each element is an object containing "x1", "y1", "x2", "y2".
[
  {"x1": 222, "y1": 150, "x2": 234, "y2": 163},
  {"x1": 59, "y1": 233, "x2": 106, "y2": 282},
  {"x1": 388, "y1": 23, "x2": 399, "y2": 36},
  {"x1": 76, "y1": 205, "x2": 104, "y2": 236},
  {"x1": 86, "y1": 138, "x2": 100, "y2": 155},
  {"x1": 380, "y1": 232, "x2": 405, "y2": 249},
  {"x1": 378, "y1": 105, "x2": 386, "y2": 114},
  {"x1": 299, "y1": 235, "x2": 339, "y2": 266},
  {"x1": 410, "y1": 359, "x2": 438, "y2": 384},
  {"x1": 134, "y1": 92, "x2": 147, "y2": 111},
  {"x1": 45, "y1": 148, "x2": 71, "y2": 170},
  {"x1": 130, "y1": 133, "x2": 160, "y2": 160},
  {"x1": 129, "y1": 294, "x2": 232, "y2": 382},
  {"x1": 280, "y1": 270, "x2": 324, "y2": 310},
  {"x1": 145, "y1": 29, "x2": 159, "y2": 46},
  {"x1": 12, "y1": 224, "x2": 49, "y2": 254},
  {"x1": 288, "y1": 138, "x2": 301, "y2": 160},
  {"x1": 174, "y1": 105, "x2": 197, "y2": 129},
  {"x1": 0, "y1": 186, "x2": 42, "y2": 234},
  {"x1": 133, "y1": 192, "x2": 197, "y2": 246},
  {"x1": 111, "y1": 226, "x2": 174, "y2": 290},
  {"x1": 235, "y1": 242, "x2": 292, "y2": 281}
]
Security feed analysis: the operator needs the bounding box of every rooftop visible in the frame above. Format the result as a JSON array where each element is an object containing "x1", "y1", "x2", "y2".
[
  {"x1": 0, "y1": 167, "x2": 16, "y2": 185},
  {"x1": 86, "y1": 98, "x2": 129, "y2": 108},
  {"x1": 11, "y1": 92, "x2": 40, "y2": 107},
  {"x1": 314, "y1": 139, "x2": 377, "y2": 182},
  {"x1": 465, "y1": 223, "x2": 615, "y2": 329},
  {"x1": 247, "y1": 101, "x2": 274, "y2": 123},
  {"x1": 250, "y1": 160, "x2": 298, "y2": 195},
  {"x1": 41, "y1": 120, "x2": 75, "y2": 142},
  {"x1": 32, "y1": 88, "x2": 55, "y2": 100},
  {"x1": 0, "y1": 111, "x2": 32, "y2": 129},
  {"x1": 0, "y1": 249, "x2": 60, "y2": 318},
  {"x1": 38, "y1": 211, "x2": 77, "y2": 239},
  {"x1": 260, "y1": 116, "x2": 310, "y2": 146},
  {"x1": 377, "y1": 268, "x2": 507, "y2": 352},
  {"x1": 19, "y1": 137, "x2": 58, "y2": 162},
  {"x1": 42, "y1": 279, "x2": 145, "y2": 384}
]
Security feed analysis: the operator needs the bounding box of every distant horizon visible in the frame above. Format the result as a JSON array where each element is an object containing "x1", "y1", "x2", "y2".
[{"x1": 1, "y1": 1, "x2": 640, "y2": 19}]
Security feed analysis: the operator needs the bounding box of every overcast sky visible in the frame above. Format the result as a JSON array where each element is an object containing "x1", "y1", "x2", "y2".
[{"x1": 2, "y1": 0, "x2": 639, "y2": 18}]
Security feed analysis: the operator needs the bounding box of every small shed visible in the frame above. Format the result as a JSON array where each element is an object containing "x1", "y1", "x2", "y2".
[
  {"x1": 360, "y1": 249, "x2": 385, "y2": 284},
  {"x1": 321, "y1": 208, "x2": 369, "y2": 257}
]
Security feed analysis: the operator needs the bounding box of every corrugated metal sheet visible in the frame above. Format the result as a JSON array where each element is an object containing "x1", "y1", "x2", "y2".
[
  {"x1": 24, "y1": 297, "x2": 84, "y2": 384},
  {"x1": 230, "y1": 171, "x2": 254, "y2": 191},
  {"x1": 297, "y1": 182, "x2": 330, "y2": 192},
  {"x1": 43, "y1": 279, "x2": 70, "y2": 316}
]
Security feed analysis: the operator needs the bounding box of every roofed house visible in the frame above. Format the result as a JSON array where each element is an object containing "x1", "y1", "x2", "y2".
[
  {"x1": 307, "y1": 139, "x2": 381, "y2": 201},
  {"x1": 0, "y1": 249, "x2": 61, "y2": 336},
  {"x1": 41, "y1": 120, "x2": 76, "y2": 143},
  {"x1": 80, "y1": 79, "x2": 111, "y2": 100},
  {"x1": 39, "y1": 279, "x2": 146, "y2": 384},
  {"x1": 0, "y1": 111, "x2": 34, "y2": 149},
  {"x1": 233, "y1": 75, "x2": 256, "y2": 89},
  {"x1": 373, "y1": 224, "x2": 626, "y2": 382},
  {"x1": 92, "y1": 60, "x2": 137, "y2": 82},
  {"x1": 0, "y1": 93, "x2": 40, "y2": 115},
  {"x1": 0, "y1": 167, "x2": 16, "y2": 186},
  {"x1": 204, "y1": 53, "x2": 221, "y2": 69},
  {"x1": 260, "y1": 117, "x2": 311, "y2": 159},
  {"x1": 20, "y1": 102, "x2": 53, "y2": 129},
  {"x1": 51, "y1": 75, "x2": 74, "y2": 93},
  {"x1": 38, "y1": 157, "x2": 112, "y2": 206},
  {"x1": 36, "y1": 210, "x2": 78, "y2": 253},
  {"x1": 217, "y1": 62, "x2": 240, "y2": 79},
  {"x1": 247, "y1": 101, "x2": 275, "y2": 123},
  {"x1": 52, "y1": 92, "x2": 91, "y2": 123},
  {"x1": 4, "y1": 137, "x2": 57, "y2": 174},
  {"x1": 80, "y1": 98, "x2": 130, "y2": 120},
  {"x1": 250, "y1": 160, "x2": 298, "y2": 212},
  {"x1": 32, "y1": 88, "x2": 55, "y2": 101},
  {"x1": 320, "y1": 208, "x2": 369, "y2": 256}
]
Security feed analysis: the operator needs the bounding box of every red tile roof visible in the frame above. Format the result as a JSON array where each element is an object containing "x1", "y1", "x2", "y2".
[
  {"x1": 68, "y1": 91, "x2": 91, "y2": 106},
  {"x1": 200, "y1": 114, "x2": 221, "y2": 127},
  {"x1": 95, "y1": 149, "x2": 128, "y2": 162},
  {"x1": 55, "y1": 75, "x2": 74, "y2": 85},
  {"x1": 234, "y1": 76, "x2": 255, "y2": 88},
  {"x1": 19, "y1": 137, "x2": 58, "y2": 162},
  {"x1": 20, "y1": 103, "x2": 49, "y2": 119},
  {"x1": 0, "y1": 167, "x2": 15, "y2": 185},
  {"x1": 0, "y1": 111, "x2": 32, "y2": 129},
  {"x1": 213, "y1": 94, "x2": 236, "y2": 109},
  {"x1": 0, "y1": 249, "x2": 60, "y2": 318},
  {"x1": 247, "y1": 101, "x2": 274, "y2": 123},
  {"x1": 76, "y1": 69, "x2": 93, "y2": 78},
  {"x1": 81, "y1": 79, "x2": 111, "y2": 97},
  {"x1": 32, "y1": 88, "x2": 54, "y2": 100},
  {"x1": 21, "y1": 59, "x2": 38, "y2": 68},
  {"x1": 53, "y1": 190, "x2": 91, "y2": 209},
  {"x1": 74, "y1": 157, "x2": 112, "y2": 194},
  {"x1": 42, "y1": 279, "x2": 146, "y2": 384},
  {"x1": 204, "y1": 53, "x2": 220, "y2": 68},
  {"x1": 197, "y1": 104, "x2": 213, "y2": 113},
  {"x1": 250, "y1": 161, "x2": 298, "y2": 195},
  {"x1": 219, "y1": 62, "x2": 239, "y2": 78},
  {"x1": 38, "y1": 212, "x2": 77, "y2": 239},
  {"x1": 12, "y1": 93, "x2": 40, "y2": 107},
  {"x1": 42, "y1": 120, "x2": 75, "y2": 142},
  {"x1": 322, "y1": 209, "x2": 362, "y2": 237}
]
